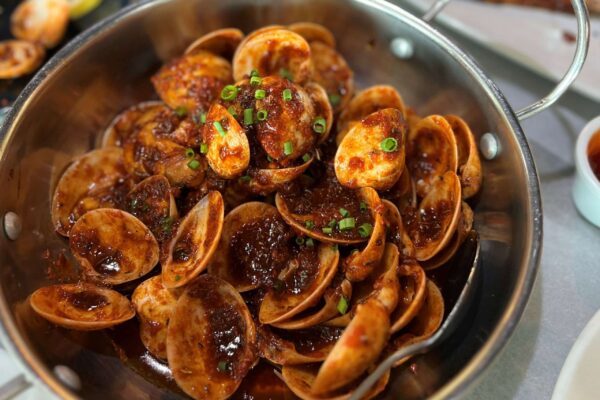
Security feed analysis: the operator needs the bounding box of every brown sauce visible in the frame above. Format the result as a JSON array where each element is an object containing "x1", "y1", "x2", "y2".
[
  {"x1": 403, "y1": 200, "x2": 452, "y2": 247},
  {"x1": 62, "y1": 290, "x2": 108, "y2": 311},
  {"x1": 588, "y1": 129, "x2": 600, "y2": 182},
  {"x1": 70, "y1": 229, "x2": 124, "y2": 276},
  {"x1": 279, "y1": 245, "x2": 321, "y2": 295},
  {"x1": 274, "y1": 326, "x2": 344, "y2": 354},
  {"x1": 126, "y1": 177, "x2": 172, "y2": 242}
]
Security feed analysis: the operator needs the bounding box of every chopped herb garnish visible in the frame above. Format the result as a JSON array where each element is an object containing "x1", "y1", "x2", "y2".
[
  {"x1": 185, "y1": 148, "x2": 195, "y2": 158},
  {"x1": 380, "y1": 137, "x2": 398, "y2": 152},
  {"x1": 243, "y1": 108, "x2": 254, "y2": 125},
  {"x1": 200, "y1": 113, "x2": 207, "y2": 124},
  {"x1": 283, "y1": 141, "x2": 293, "y2": 156},
  {"x1": 200, "y1": 143, "x2": 208, "y2": 154},
  {"x1": 339, "y1": 207, "x2": 350, "y2": 218},
  {"x1": 338, "y1": 217, "x2": 356, "y2": 231},
  {"x1": 327, "y1": 219, "x2": 337, "y2": 228},
  {"x1": 295, "y1": 237, "x2": 305, "y2": 245},
  {"x1": 239, "y1": 175, "x2": 252, "y2": 183},
  {"x1": 322, "y1": 227, "x2": 333, "y2": 234},
  {"x1": 192, "y1": 111, "x2": 206, "y2": 125},
  {"x1": 174, "y1": 106, "x2": 187, "y2": 117},
  {"x1": 250, "y1": 69, "x2": 260, "y2": 77},
  {"x1": 267, "y1": 155, "x2": 274, "y2": 163},
  {"x1": 250, "y1": 75, "x2": 262, "y2": 86},
  {"x1": 351, "y1": 249, "x2": 360, "y2": 255},
  {"x1": 273, "y1": 279, "x2": 285, "y2": 292},
  {"x1": 255, "y1": 89, "x2": 266, "y2": 100},
  {"x1": 331, "y1": 244, "x2": 339, "y2": 251},
  {"x1": 329, "y1": 93, "x2": 341, "y2": 106},
  {"x1": 305, "y1": 238, "x2": 314, "y2": 247},
  {"x1": 220, "y1": 85, "x2": 238, "y2": 101},
  {"x1": 160, "y1": 217, "x2": 174, "y2": 234},
  {"x1": 213, "y1": 121, "x2": 226, "y2": 137},
  {"x1": 305, "y1": 220, "x2": 315, "y2": 229},
  {"x1": 337, "y1": 296, "x2": 349, "y2": 314},
  {"x1": 358, "y1": 223, "x2": 373, "y2": 238},
  {"x1": 360, "y1": 201, "x2": 367, "y2": 212},
  {"x1": 302, "y1": 153, "x2": 311, "y2": 163},
  {"x1": 256, "y1": 110, "x2": 268, "y2": 121},
  {"x1": 174, "y1": 275, "x2": 182, "y2": 281},
  {"x1": 217, "y1": 361, "x2": 230, "y2": 372},
  {"x1": 312, "y1": 116, "x2": 327, "y2": 134},
  {"x1": 279, "y1": 68, "x2": 294, "y2": 81},
  {"x1": 187, "y1": 159, "x2": 200, "y2": 170},
  {"x1": 227, "y1": 106, "x2": 237, "y2": 117},
  {"x1": 282, "y1": 88, "x2": 293, "y2": 101}
]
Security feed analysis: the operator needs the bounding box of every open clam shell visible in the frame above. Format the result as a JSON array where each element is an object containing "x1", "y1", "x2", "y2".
[
  {"x1": 382, "y1": 199, "x2": 415, "y2": 260},
  {"x1": 152, "y1": 50, "x2": 232, "y2": 113},
  {"x1": 101, "y1": 101, "x2": 165, "y2": 148},
  {"x1": 282, "y1": 364, "x2": 390, "y2": 400},
  {"x1": 69, "y1": 208, "x2": 160, "y2": 285},
  {"x1": 233, "y1": 27, "x2": 311, "y2": 83},
  {"x1": 0, "y1": 40, "x2": 45, "y2": 79},
  {"x1": 30, "y1": 283, "x2": 135, "y2": 331},
  {"x1": 287, "y1": 22, "x2": 336, "y2": 48},
  {"x1": 203, "y1": 103, "x2": 250, "y2": 178},
  {"x1": 336, "y1": 85, "x2": 406, "y2": 144},
  {"x1": 209, "y1": 202, "x2": 290, "y2": 292},
  {"x1": 162, "y1": 191, "x2": 224, "y2": 288},
  {"x1": 125, "y1": 175, "x2": 178, "y2": 244},
  {"x1": 259, "y1": 243, "x2": 339, "y2": 324},
  {"x1": 335, "y1": 108, "x2": 407, "y2": 190},
  {"x1": 312, "y1": 298, "x2": 390, "y2": 394},
  {"x1": 51, "y1": 147, "x2": 128, "y2": 236},
  {"x1": 305, "y1": 82, "x2": 334, "y2": 144},
  {"x1": 131, "y1": 276, "x2": 181, "y2": 360},
  {"x1": 390, "y1": 261, "x2": 427, "y2": 333},
  {"x1": 10, "y1": 0, "x2": 69, "y2": 48},
  {"x1": 407, "y1": 115, "x2": 458, "y2": 197},
  {"x1": 167, "y1": 275, "x2": 257, "y2": 400},
  {"x1": 309, "y1": 41, "x2": 354, "y2": 114},
  {"x1": 402, "y1": 171, "x2": 462, "y2": 261},
  {"x1": 185, "y1": 28, "x2": 244, "y2": 59},
  {"x1": 444, "y1": 115, "x2": 482, "y2": 199},
  {"x1": 241, "y1": 154, "x2": 314, "y2": 195},
  {"x1": 275, "y1": 179, "x2": 382, "y2": 245}
]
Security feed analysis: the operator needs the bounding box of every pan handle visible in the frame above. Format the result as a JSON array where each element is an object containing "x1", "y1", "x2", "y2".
[{"x1": 423, "y1": 0, "x2": 590, "y2": 120}]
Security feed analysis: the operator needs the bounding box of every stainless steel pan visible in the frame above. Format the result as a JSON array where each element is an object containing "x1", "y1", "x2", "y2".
[{"x1": 0, "y1": 0, "x2": 589, "y2": 398}]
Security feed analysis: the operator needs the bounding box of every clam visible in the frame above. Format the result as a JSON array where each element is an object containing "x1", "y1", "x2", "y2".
[
  {"x1": 422, "y1": 201, "x2": 473, "y2": 270},
  {"x1": 69, "y1": 208, "x2": 160, "y2": 285},
  {"x1": 162, "y1": 191, "x2": 224, "y2": 288},
  {"x1": 336, "y1": 85, "x2": 406, "y2": 144},
  {"x1": 271, "y1": 279, "x2": 352, "y2": 330},
  {"x1": 257, "y1": 325, "x2": 343, "y2": 365},
  {"x1": 407, "y1": 115, "x2": 458, "y2": 197},
  {"x1": 125, "y1": 175, "x2": 178, "y2": 243},
  {"x1": 232, "y1": 27, "x2": 311, "y2": 83},
  {"x1": 287, "y1": 22, "x2": 336, "y2": 48},
  {"x1": 167, "y1": 275, "x2": 257, "y2": 400},
  {"x1": 241, "y1": 154, "x2": 314, "y2": 195},
  {"x1": 444, "y1": 115, "x2": 482, "y2": 199},
  {"x1": 0, "y1": 40, "x2": 45, "y2": 79},
  {"x1": 30, "y1": 283, "x2": 135, "y2": 330},
  {"x1": 202, "y1": 103, "x2": 250, "y2": 178},
  {"x1": 208, "y1": 202, "x2": 291, "y2": 292},
  {"x1": 402, "y1": 171, "x2": 462, "y2": 261},
  {"x1": 335, "y1": 108, "x2": 407, "y2": 191},
  {"x1": 10, "y1": 0, "x2": 69, "y2": 48},
  {"x1": 259, "y1": 243, "x2": 339, "y2": 324},
  {"x1": 312, "y1": 298, "x2": 390, "y2": 394},
  {"x1": 131, "y1": 276, "x2": 181, "y2": 360},
  {"x1": 381, "y1": 199, "x2": 415, "y2": 260},
  {"x1": 185, "y1": 28, "x2": 244, "y2": 59},
  {"x1": 51, "y1": 147, "x2": 128, "y2": 236},
  {"x1": 390, "y1": 261, "x2": 427, "y2": 333},
  {"x1": 275, "y1": 171, "x2": 383, "y2": 245},
  {"x1": 309, "y1": 41, "x2": 354, "y2": 114},
  {"x1": 282, "y1": 364, "x2": 389, "y2": 400},
  {"x1": 305, "y1": 82, "x2": 334, "y2": 144},
  {"x1": 101, "y1": 101, "x2": 165, "y2": 147},
  {"x1": 152, "y1": 50, "x2": 232, "y2": 113}
]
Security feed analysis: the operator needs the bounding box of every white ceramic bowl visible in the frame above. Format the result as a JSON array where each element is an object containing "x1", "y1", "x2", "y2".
[{"x1": 573, "y1": 115, "x2": 600, "y2": 227}]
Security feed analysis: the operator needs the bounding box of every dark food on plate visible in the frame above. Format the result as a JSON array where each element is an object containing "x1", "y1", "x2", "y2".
[{"x1": 30, "y1": 24, "x2": 483, "y2": 400}]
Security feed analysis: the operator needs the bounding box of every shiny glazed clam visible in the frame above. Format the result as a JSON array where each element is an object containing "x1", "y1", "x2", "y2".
[{"x1": 32, "y1": 23, "x2": 483, "y2": 399}]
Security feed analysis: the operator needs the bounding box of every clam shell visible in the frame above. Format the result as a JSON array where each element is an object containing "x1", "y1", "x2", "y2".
[
  {"x1": 407, "y1": 115, "x2": 458, "y2": 197},
  {"x1": 287, "y1": 22, "x2": 336, "y2": 47},
  {"x1": 390, "y1": 261, "x2": 427, "y2": 333},
  {"x1": 30, "y1": 283, "x2": 134, "y2": 330},
  {"x1": 51, "y1": 147, "x2": 128, "y2": 236},
  {"x1": 131, "y1": 276, "x2": 181, "y2": 360},
  {"x1": 101, "y1": 101, "x2": 166, "y2": 148},
  {"x1": 0, "y1": 40, "x2": 45, "y2": 79},
  {"x1": 335, "y1": 108, "x2": 407, "y2": 190},
  {"x1": 259, "y1": 243, "x2": 339, "y2": 324},
  {"x1": 242, "y1": 154, "x2": 314, "y2": 195},
  {"x1": 305, "y1": 82, "x2": 334, "y2": 144},
  {"x1": 152, "y1": 50, "x2": 232, "y2": 112},
  {"x1": 10, "y1": 0, "x2": 69, "y2": 48},
  {"x1": 381, "y1": 199, "x2": 415, "y2": 260},
  {"x1": 185, "y1": 28, "x2": 244, "y2": 59},
  {"x1": 309, "y1": 41, "x2": 354, "y2": 114},
  {"x1": 233, "y1": 27, "x2": 311, "y2": 83},
  {"x1": 162, "y1": 191, "x2": 224, "y2": 288},
  {"x1": 444, "y1": 115, "x2": 482, "y2": 199},
  {"x1": 69, "y1": 208, "x2": 160, "y2": 285},
  {"x1": 167, "y1": 275, "x2": 257, "y2": 400}
]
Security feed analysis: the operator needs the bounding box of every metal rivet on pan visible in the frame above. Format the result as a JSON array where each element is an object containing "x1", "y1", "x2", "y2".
[
  {"x1": 480, "y1": 133, "x2": 499, "y2": 160},
  {"x1": 390, "y1": 37, "x2": 415, "y2": 60},
  {"x1": 3, "y1": 212, "x2": 22, "y2": 240},
  {"x1": 53, "y1": 365, "x2": 81, "y2": 391}
]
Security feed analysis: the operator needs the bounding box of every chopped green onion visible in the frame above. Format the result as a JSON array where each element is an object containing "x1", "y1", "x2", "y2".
[
  {"x1": 312, "y1": 116, "x2": 327, "y2": 134},
  {"x1": 360, "y1": 201, "x2": 367, "y2": 212},
  {"x1": 185, "y1": 148, "x2": 195, "y2": 158},
  {"x1": 174, "y1": 106, "x2": 187, "y2": 117},
  {"x1": 243, "y1": 108, "x2": 254, "y2": 125},
  {"x1": 295, "y1": 237, "x2": 305, "y2": 245},
  {"x1": 283, "y1": 141, "x2": 293, "y2": 156},
  {"x1": 358, "y1": 223, "x2": 373, "y2": 238},
  {"x1": 255, "y1": 89, "x2": 266, "y2": 100},
  {"x1": 339, "y1": 208, "x2": 349, "y2": 218},
  {"x1": 220, "y1": 85, "x2": 238, "y2": 101},
  {"x1": 250, "y1": 75, "x2": 262, "y2": 86},
  {"x1": 279, "y1": 68, "x2": 293, "y2": 81},
  {"x1": 239, "y1": 175, "x2": 252, "y2": 183},
  {"x1": 302, "y1": 153, "x2": 311, "y2": 163},
  {"x1": 256, "y1": 110, "x2": 268, "y2": 121},
  {"x1": 217, "y1": 361, "x2": 229, "y2": 372},
  {"x1": 273, "y1": 279, "x2": 284, "y2": 292},
  {"x1": 282, "y1": 88, "x2": 293, "y2": 101},
  {"x1": 227, "y1": 106, "x2": 237, "y2": 117},
  {"x1": 329, "y1": 93, "x2": 341, "y2": 106},
  {"x1": 213, "y1": 121, "x2": 226, "y2": 137},
  {"x1": 200, "y1": 143, "x2": 208, "y2": 154},
  {"x1": 338, "y1": 217, "x2": 356, "y2": 231},
  {"x1": 380, "y1": 137, "x2": 398, "y2": 152},
  {"x1": 322, "y1": 227, "x2": 333, "y2": 234},
  {"x1": 331, "y1": 244, "x2": 339, "y2": 251},
  {"x1": 187, "y1": 159, "x2": 200, "y2": 170},
  {"x1": 305, "y1": 238, "x2": 314, "y2": 247},
  {"x1": 305, "y1": 220, "x2": 315, "y2": 229},
  {"x1": 250, "y1": 69, "x2": 260, "y2": 77},
  {"x1": 267, "y1": 155, "x2": 274, "y2": 163},
  {"x1": 337, "y1": 296, "x2": 349, "y2": 315},
  {"x1": 327, "y1": 219, "x2": 337, "y2": 228},
  {"x1": 351, "y1": 249, "x2": 360, "y2": 255},
  {"x1": 192, "y1": 112, "x2": 205, "y2": 125},
  {"x1": 174, "y1": 275, "x2": 181, "y2": 281},
  {"x1": 160, "y1": 217, "x2": 174, "y2": 234},
  {"x1": 200, "y1": 113, "x2": 207, "y2": 124}
]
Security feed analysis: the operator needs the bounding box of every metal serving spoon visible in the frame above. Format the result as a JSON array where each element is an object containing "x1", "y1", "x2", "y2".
[{"x1": 349, "y1": 231, "x2": 481, "y2": 400}]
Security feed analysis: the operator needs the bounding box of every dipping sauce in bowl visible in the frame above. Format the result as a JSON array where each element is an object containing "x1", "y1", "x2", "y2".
[
  {"x1": 588, "y1": 129, "x2": 600, "y2": 182},
  {"x1": 573, "y1": 116, "x2": 600, "y2": 228}
]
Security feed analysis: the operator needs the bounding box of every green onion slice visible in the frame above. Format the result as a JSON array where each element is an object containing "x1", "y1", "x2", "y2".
[
  {"x1": 250, "y1": 76, "x2": 262, "y2": 86},
  {"x1": 358, "y1": 223, "x2": 373, "y2": 238},
  {"x1": 243, "y1": 108, "x2": 254, "y2": 125},
  {"x1": 305, "y1": 220, "x2": 315, "y2": 229},
  {"x1": 380, "y1": 137, "x2": 398, "y2": 152},
  {"x1": 283, "y1": 141, "x2": 293, "y2": 156},
  {"x1": 302, "y1": 153, "x2": 311, "y2": 163},
  {"x1": 312, "y1": 116, "x2": 327, "y2": 134},
  {"x1": 322, "y1": 227, "x2": 333, "y2": 234},
  {"x1": 187, "y1": 159, "x2": 200, "y2": 170},
  {"x1": 337, "y1": 296, "x2": 349, "y2": 314},
  {"x1": 305, "y1": 238, "x2": 314, "y2": 247},
  {"x1": 282, "y1": 88, "x2": 293, "y2": 101},
  {"x1": 220, "y1": 85, "x2": 238, "y2": 101},
  {"x1": 328, "y1": 93, "x2": 341, "y2": 106},
  {"x1": 339, "y1": 207, "x2": 349, "y2": 217},
  {"x1": 279, "y1": 68, "x2": 294, "y2": 81},
  {"x1": 199, "y1": 143, "x2": 208, "y2": 154},
  {"x1": 256, "y1": 110, "x2": 268, "y2": 121},
  {"x1": 185, "y1": 148, "x2": 195, "y2": 158},
  {"x1": 213, "y1": 121, "x2": 226, "y2": 137},
  {"x1": 255, "y1": 89, "x2": 266, "y2": 100},
  {"x1": 295, "y1": 237, "x2": 305, "y2": 245},
  {"x1": 174, "y1": 106, "x2": 187, "y2": 117},
  {"x1": 338, "y1": 217, "x2": 356, "y2": 231}
]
